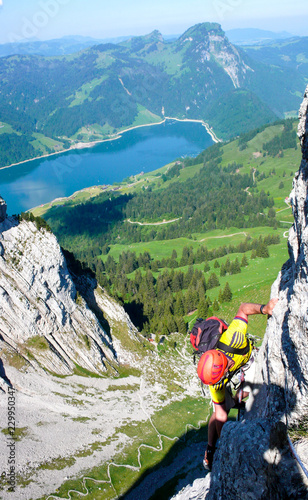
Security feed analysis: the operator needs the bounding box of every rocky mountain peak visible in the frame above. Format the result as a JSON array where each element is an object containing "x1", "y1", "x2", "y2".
[
  {"x1": 148, "y1": 29, "x2": 164, "y2": 42},
  {"x1": 177, "y1": 22, "x2": 252, "y2": 88},
  {"x1": 179, "y1": 22, "x2": 224, "y2": 41},
  {"x1": 123, "y1": 29, "x2": 164, "y2": 53}
]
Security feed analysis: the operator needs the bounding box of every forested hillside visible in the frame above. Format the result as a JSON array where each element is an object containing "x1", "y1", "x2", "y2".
[
  {"x1": 243, "y1": 36, "x2": 308, "y2": 78},
  {"x1": 33, "y1": 119, "x2": 299, "y2": 337},
  {"x1": 0, "y1": 23, "x2": 306, "y2": 167},
  {"x1": 45, "y1": 143, "x2": 275, "y2": 247}
]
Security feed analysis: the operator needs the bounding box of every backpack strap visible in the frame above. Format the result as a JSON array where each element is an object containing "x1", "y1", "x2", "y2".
[
  {"x1": 216, "y1": 340, "x2": 250, "y2": 356},
  {"x1": 195, "y1": 326, "x2": 204, "y2": 348}
]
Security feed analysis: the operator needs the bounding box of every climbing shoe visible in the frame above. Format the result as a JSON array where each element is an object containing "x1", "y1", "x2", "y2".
[{"x1": 203, "y1": 444, "x2": 215, "y2": 471}]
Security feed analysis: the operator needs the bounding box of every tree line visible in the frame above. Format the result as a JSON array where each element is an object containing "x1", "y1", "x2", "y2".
[
  {"x1": 64, "y1": 234, "x2": 279, "y2": 338},
  {"x1": 44, "y1": 150, "x2": 277, "y2": 256},
  {"x1": 80, "y1": 233, "x2": 279, "y2": 277}
]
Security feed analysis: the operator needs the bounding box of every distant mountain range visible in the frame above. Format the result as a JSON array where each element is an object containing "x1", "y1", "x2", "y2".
[
  {"x1": 0, "y1": 22, "x2": 307, "y2": 167},
  {"x1": 226, "y1": 28, "x2": 294, "y2": 46},
  {"x1": 0, "y1": 34, "x2": 180, "y2": 58},
  {"x1": 242, "y1": 36, "x2": 308, "y2": 78},
  {"x1": 0, "y1": 29, "x2": 296, "y2": 57},
  {"x1": 0, "y1": 35, "x2": 131, "y2": 58}
]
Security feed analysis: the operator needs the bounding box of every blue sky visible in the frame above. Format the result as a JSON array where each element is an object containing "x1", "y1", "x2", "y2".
[{"x1": 0, "y1": 0, "x2": 308, "y2": 43}]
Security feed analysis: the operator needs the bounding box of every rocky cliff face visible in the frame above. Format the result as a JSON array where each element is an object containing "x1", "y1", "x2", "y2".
[
  {"x1": 0, "y1": 216, "x2": 139, "y2": 385},
  {"x1": 0, "y1": 214, "x2": 179, "y2": 499},
  {"x1": 0, "y1": 197, "x2": 7, "y2": 222},
  {"x1": 177, "y1": 23, "x2": 253, "y2": 89},
  {"x1": 173, "y1": 86, "x2": 308, "y2": 499}
]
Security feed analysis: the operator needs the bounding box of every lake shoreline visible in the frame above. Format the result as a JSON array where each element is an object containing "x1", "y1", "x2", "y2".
[{"x1": 0, "y1": 117, "x2": 219, "y2": 172}]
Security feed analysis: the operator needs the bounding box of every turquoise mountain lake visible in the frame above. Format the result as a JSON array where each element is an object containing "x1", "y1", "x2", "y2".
[{"x1": 0, "y1": 120, "x2": 213, "y2": 215}]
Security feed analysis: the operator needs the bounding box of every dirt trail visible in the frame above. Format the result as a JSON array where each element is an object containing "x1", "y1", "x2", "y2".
[{"x1": 199, "y1": 231, "x2": 247, "y2": 242}]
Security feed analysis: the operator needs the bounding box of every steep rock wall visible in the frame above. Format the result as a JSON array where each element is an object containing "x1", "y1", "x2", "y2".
[
  {"x1": 174, "y1": 86, "x2": 308, "y2": 499},
  {"x1": 208, "y1": 86, "x2": 308, "y2": 499},
  {"x1": 0, "y1": 216, "x2": 119, "y2": 380}
]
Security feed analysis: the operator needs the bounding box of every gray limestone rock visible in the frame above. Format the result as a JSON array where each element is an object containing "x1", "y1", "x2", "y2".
[
  {"x1": 0, "y1": 216, "x2": 119, "y2": 378},
  {"x1": 206, "y1": 85, "x2": 308, "y2": 500}
]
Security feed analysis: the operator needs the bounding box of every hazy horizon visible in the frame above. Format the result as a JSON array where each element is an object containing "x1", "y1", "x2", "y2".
[
  {"x1": 0, "y1": 26, "x2": 301, "y2": 46},
  {"x1": 0, "y1": 0, "x2": 307, "y2": 45}
]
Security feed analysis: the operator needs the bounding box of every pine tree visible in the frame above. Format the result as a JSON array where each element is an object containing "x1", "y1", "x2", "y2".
[
  {"x1": 197, "y1": 298, "x2": 208, "y2": 318},
  {"x1": 171, "y1": 249, "x2": 178, "y2": 259},
  {"x1": 184, "y1": 288, "x2": 195, "y2": 314},
  {"x1": 251, "y1": 249, "x2": 257, "y2": 259},
  {"x1": 151, "y1": 260, "x2": 159, "y2": 272},
  {"x1": 207, "y1": 272, "x2": 220, "y2": 289},
  {"x1": 176, "y1": 316, "x2": 187, "y2": 334},
  {"x1": 256, "y1": 241, "x2": 269, "y2": 258},
  {"x1": 212, "y1": 299, "x2": 220, "y2": 311},
  {"x1": 145, "y1": 270, "x2": 156, "y2": 298},
  {"x1": 174, "y1": 293, "x2": 185, "y2": 316},
  {"x1": 222, "y1": 282, "x2": 232, "y2": 302},
  {"x1": 166, "y1": 314, "x2": 177, "y2": 334},
  {"x1": 225, "y1": 257, "x2": 231, "y2": 274},
  {"x1": 204, "y1": 261, "x2": 210, "y2": 273},
  {"x1": 241, "y1": 254, "x2": 248, "y2": 267},
  {"x1": 196, "y1": 280, "x2": 206, "y2": 301},
  {"x1": 220, "y1": 263, "x2": 227, "y2": 277},
  {"x1": 180, "y1": 246, "x2": 190, "y2": 266},
  {"x1": 184, "y1": 265, "x2": 194, "y2": 288},
  {"x1": 172, "y1": 271, "x2": 182, "y2": 292},
  {"x1": 230, "y1": 258, "x2": 241, "y2": 275},
  {"x1": 143, "y1": 295, "x2": 155, "y2": 320},
  {"x1": 163, "y1": 293, "x2": 174, "y2": 316}
]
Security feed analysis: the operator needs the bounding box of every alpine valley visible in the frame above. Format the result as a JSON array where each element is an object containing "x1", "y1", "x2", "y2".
[
  {"x1": 0, "y1": 20, "x2": 308, "y2": 500},
  {"x1": 1, "y1": 108, "x2": 308, "y2": 498},
  {"x1": 0, "y1": 22, "x2": 307, "y2": 168}
]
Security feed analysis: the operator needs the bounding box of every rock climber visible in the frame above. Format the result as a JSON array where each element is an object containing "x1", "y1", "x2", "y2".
[{"x1": 198, "y1": 298, "x2": 278, "y2": 470}]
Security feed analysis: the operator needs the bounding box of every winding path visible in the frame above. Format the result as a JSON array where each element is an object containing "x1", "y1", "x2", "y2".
[
  {"x1": 126, "y1": 217, "x2": 181, "y2": 226},
  {"x1": 46, "y1": 359, "x2": 210, "y2": 500},
  {"x1": 199, "y1": 231, "x2": 247, "y2": 242}
]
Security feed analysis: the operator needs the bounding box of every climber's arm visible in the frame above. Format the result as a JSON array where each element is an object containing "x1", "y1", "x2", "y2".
[{"x1": 236, "y1": 298, "x2": 278, "y2": 322}]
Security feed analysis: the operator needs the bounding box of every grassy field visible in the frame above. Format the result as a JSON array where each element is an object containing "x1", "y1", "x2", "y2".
[
  {"x1": 102, "y1": 224, "x2": 289, "y2": 340},
  {"x1": 69, "y1": 76, "x2": 108, "y2": 107},
  {"x1": 130, "y1": 105, "x2": 162, "y2": 127},
  {"x1": 102, "y1": 225, "x2": 287, "y2": 261},
  {"x1": 0, "y1": 122, "x2": 16, "y2": 135}
]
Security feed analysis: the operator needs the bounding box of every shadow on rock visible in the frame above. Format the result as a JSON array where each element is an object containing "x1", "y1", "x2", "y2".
[
  {"x1": 207, "y1": 382, "x2": 308, "y2": 500},
  {"x1": 0, "y1": 356, "x2": 13, "y2": 391},
  {"x1": 119, "y1": 423, "x2": 210, "y2": 500}
]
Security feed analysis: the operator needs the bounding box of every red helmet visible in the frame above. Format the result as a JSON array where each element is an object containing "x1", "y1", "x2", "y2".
[{"x1": 197, "y1": 350, "x2": 228, "y2": 385}]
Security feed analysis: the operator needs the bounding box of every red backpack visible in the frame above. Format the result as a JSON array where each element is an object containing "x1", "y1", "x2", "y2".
[
  {"x1": 190, "y1": 316, "x2": 250, "y2": 360},
  {"x1": 190, "y1": 316, "x2": 228, "y2": 356}
]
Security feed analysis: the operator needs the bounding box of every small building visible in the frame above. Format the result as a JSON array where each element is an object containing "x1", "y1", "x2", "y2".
[{"x1": 0, "y1": 197, "x2": 7, "y2": 222}]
